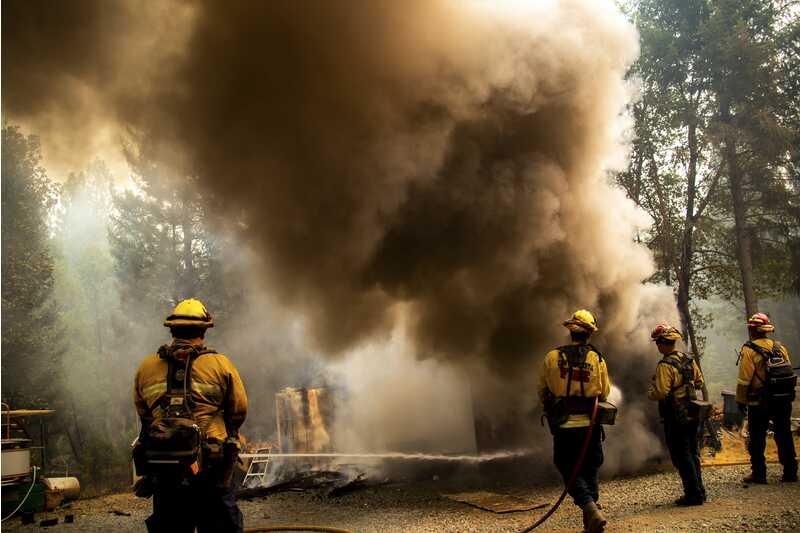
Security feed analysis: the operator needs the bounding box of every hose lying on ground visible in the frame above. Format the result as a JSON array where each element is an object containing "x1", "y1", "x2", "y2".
[
  {"x1": 1, "y1": 466, "x2": 39, "y2": 522},
  {"x1": 244, "y1": 527, "x2": 353, "y2": 533},
  {"x1": 520, "y1": 397, "x2": 600, "y2": 533}
]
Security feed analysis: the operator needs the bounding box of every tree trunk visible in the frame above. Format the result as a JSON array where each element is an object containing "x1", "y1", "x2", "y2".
[
  {"x1": 648, "y1": 157, "x2": 674, "y2": 285},
  {"x1": 721, "y1": 99, "x2": 758, "y2": 318},
  {"x1": 68, "y1": 395, "x2": 85, "y2": 454},
  {"x1": 677, "y1": 119, "x2": 699, "y2": 356}
]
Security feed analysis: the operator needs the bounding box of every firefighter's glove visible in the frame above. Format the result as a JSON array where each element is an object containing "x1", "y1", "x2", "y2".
[{"x1": 133, "y1": 476, "x2": 155, "y2": 499}]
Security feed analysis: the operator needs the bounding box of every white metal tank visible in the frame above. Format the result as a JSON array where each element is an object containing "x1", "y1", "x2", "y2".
[{"x1": 1, "y1": 438, "x2": 31, "y2": 482}]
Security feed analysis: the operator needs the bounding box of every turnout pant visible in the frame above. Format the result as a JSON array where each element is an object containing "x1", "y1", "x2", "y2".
[
  {"x1": 146, "y1": 465, "x2": 243, "y2": 533},
  {"x1": 662, "y1": 414, "x2": 705, "y2": 500},
  {"x1": 747, "y1": 400, "x2": 797, "y2": 479},
  {"x1": 553, "y1": 425, "x2": 603, "y2": 508}
]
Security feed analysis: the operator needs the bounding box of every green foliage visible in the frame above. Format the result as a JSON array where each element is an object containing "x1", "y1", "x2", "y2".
[
  {"x1": 620, "y1": 0, "x2": 800, "y2": 322},
  {"x1": 108, "y1": 176, "x2": 239, "y2": 334},
  {"x1": 700, "y1": 0, "x2": 797, "y2": 298},
  {"x1": 1, "y1": 130, "x2": 250, "y2": 492},
  {"x1": 49, "y1": 161, "x2": 137, "y2": 491},
  {"x1": 1, "y1": 125, "x2": 60, "y2": 405}
]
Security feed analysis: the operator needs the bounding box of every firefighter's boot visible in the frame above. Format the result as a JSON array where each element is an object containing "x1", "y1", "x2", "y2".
[
  {"x1": 742, "y1": 473, "x2": 767, "y2": 485},
  {"x1": 674, "y1": 495, "x2": 703, "y2": 506},
  {"x1": 581, "y1": 501, "x2": 606, "y2": 533}
]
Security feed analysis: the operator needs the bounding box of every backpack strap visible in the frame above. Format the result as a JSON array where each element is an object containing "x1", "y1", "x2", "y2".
[
  {"x1": 157, "y1": 345, "x2": 202, "y2": 419},
  {"x1": 658, "y1": 352, "x2": 694, "y2": 396},
  {"x1": 587, "y1": 343, "x2": 604, "y2": 363},
  {"x1": 745, "y1": 340, "x2": 768, "y2": 358},
  {"x1": 745, "y1": 340, "x2": 784, "y2": 360},
  {"x1": 558, "y1": 344, "x2": 593, "y2": 397},
  {"x1": 563, "y1": 350, "x2": 575, "y2": 398},
  {"x1": 559, "y1": 344, "x2": 593, "y2": 365},
  {"x1": 744, "y1": 340, "x2": 786, "y2": 385}
]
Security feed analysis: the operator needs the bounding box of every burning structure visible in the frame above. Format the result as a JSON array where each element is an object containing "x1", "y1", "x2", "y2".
[{"x1": 275, "y1": 388, "x2": 334, "y2": 455}]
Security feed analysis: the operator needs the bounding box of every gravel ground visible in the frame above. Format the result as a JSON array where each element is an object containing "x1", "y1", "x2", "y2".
[{"x1": 4, "y1": 464, "x2": 799, "y2": 532}]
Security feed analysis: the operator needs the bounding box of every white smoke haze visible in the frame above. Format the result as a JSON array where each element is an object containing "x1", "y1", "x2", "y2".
[
  {"x1": 326, "y1": 314, "x2": 477, "y2": 455},
  {"x1": 4, "y1": 0, "x2": 683, "y2": 476}
]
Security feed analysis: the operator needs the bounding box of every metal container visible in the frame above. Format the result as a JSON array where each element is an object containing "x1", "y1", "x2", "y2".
[
  {"x1": 1, "y1": 438, "x2": 31, "y2": 482},
  {"x1": 42, "y1": 477, "x2": 80, "y2": 500},
  {"x1": 596, "y1": 401, "x2": 617, "y2": 425},
  {"x1": 721, "y1": 390, "x2": 744, "y2": 428}
]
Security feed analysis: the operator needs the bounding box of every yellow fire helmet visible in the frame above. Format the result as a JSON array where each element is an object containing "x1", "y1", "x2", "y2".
[
  {"x1": 563, "y1": 309, "x2": 598, "y2": 333},
  {"x1": 650, "y1": 323, "x2": 682, "y2": 342},
  {"x1": 164, "y1": 298, "x2": 214, "y2": 328}
]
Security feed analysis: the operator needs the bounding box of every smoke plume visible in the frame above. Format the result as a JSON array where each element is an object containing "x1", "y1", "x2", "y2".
[{"x1": 4, "y1": 0, "x2": 679, "y2": 468}]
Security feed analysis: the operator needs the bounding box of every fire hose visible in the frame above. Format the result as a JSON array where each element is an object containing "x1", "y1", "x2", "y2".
[
  {"x1": 1, "y1": 466, "x2": 39, "y2": 522},
  {"x1": 244, "y1": 525, "x2": 351, "y2": 533},
  {"x1": 520, "y1": 396, "x2": 600, "y2": 533}
]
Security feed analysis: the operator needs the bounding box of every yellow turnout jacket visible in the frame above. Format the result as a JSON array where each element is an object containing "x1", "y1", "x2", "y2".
[
  {"x1": 736, "y1": 338, "x2": 791, "y2": 405},
  {"x1": 134, "y1": 345, "x2": 248, "y2": 443},
  {"x1": 538, "y1": 343, "x2": 611, "y2": 428},
  {"x1": 647, "y1": 351, "x2": 704, "y2": 402}
]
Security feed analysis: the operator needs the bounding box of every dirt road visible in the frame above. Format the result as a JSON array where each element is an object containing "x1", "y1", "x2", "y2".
[{"x1": 4, "y1": 463, "x2": 798, "y2": 532}]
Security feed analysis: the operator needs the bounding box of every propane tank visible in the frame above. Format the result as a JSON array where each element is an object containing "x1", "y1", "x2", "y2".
[{"x1": 41, "y1": 477, "x2": 80, "y2": 500}]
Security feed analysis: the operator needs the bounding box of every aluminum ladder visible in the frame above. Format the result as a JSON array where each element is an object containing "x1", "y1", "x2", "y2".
[{"x1": 242, "y1": 446, "x2": 272, "y2": 487}]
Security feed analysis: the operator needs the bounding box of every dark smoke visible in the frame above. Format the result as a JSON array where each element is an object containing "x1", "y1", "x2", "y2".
[
  {"x1": 162, "y1": 1, "x2": 670, "y2": 371},
  {"x1": 4, "y1": 0, "x2": 678, "y2": 466}
]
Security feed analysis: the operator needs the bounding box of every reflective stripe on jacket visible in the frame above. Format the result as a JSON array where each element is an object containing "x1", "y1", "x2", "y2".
[
  {"x1": 736, "y1": 338, "x2": 791, "y2": 405},
  {"x1": 134, "y1": 350, "x2": 248, "y2": 442},
  {"x1": 538, "y1": 344, "x2": 611, "y2": 428}
]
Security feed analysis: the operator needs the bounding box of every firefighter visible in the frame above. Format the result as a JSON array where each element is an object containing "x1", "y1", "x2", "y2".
[
  {"x1": 539, "y1": 309, "x2": 610, "y2": 533},
  {"x1": 646, "y1": 324, "x2": 706, "y2": 506},
  {"x1": 736, "y1": 313, "x2": 797, "y2": 484},
  {"x1": 133, "y1": 298, "x2": 248, "y2": 533}
]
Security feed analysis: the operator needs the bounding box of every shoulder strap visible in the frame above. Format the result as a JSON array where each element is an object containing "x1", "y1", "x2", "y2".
[
  {"x1": 746, "y1": 340, "x2": 786, "y2": 363},
  {"x1": 657, "y1": 355, "x2": 682, "y2": 371},
  {"x1": 558, "y1": 344, "x2": 592, "y2": 365},
  {"x1": 770, "y1": 341, "x2": 785, "y2": 359},
  {"x1": 558, "y1": 345, "x2": 593, "y2": 397},
  {"x1": 166, "y1": 357, "x2": 178, "y2": 395},
  {"x1": 742, "y1": 341, "x2": 767, "y2": 385},
  {"x1": 557, "y1": 347, "x2": 579, "y2": 397},
  {"x1": 587, "y1": 343, "x2": 604, "y2": 362},
  {"x1": 658, "y1": 353, "x2": 692, "y2": 394},
  {"x1": 161, "y1": 354, "x2": 196, "y2": 417},
  {"x1": 745, "y1": 340, "x2": 768, "y2": 358},
  {"x1": 678, "y1": 352, "x2": 695, "y2": 380}
]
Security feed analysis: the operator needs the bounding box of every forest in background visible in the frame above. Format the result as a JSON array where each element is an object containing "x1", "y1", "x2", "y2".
[
  {"x1": 2, "y1": 0, "x2": 799, "y2": 493},
  {"x1": 616, "y1": 0, "x2": 800, "y2": 397},
  {"x1": 2, "y1": 126, "x2": 326, "y2": 493}
]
